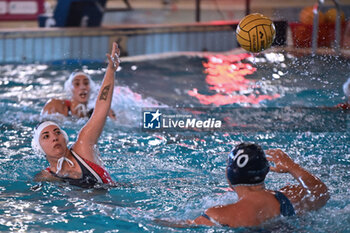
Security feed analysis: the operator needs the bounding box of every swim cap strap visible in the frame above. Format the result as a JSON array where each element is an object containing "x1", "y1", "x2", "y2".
[
  {"x1": 74, "y1": 103, "x2": 88, "y2": 117},
  {"x1": 56, "y1": 157, "x2": 74, "y2": 175}
]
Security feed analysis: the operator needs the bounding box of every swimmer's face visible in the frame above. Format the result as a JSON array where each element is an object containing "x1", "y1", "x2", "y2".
[
  {"x1": 72, "y1": 75, "x2": 90, "y2": 104},
  {"x1": 39, "y1": 125, "x2": 67, "y2": 157}
]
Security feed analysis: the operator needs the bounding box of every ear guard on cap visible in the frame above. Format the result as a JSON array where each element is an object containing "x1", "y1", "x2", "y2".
[{"x1": 32, "y1": 121, "x2": 69, "y2": 155}]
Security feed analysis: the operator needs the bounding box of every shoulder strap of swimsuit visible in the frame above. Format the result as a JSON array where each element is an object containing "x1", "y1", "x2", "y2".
[
  {"x1": 201, "y1": 213, "x2": 223, "y2": 226},
  {"x1": 274, "y1": 191, "x2": 296, "y2": 216},
  {"x1": 70, "y1": 150, "x2": 105, "y2": 184}
]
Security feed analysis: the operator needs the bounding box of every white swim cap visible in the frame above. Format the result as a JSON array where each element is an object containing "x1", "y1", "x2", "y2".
[
  {"x1": 343, "y1": 77, "x2": 350, "y2": 98},
  {"x1": 64, "y1": 71, "x2": 96, "y2": 98},
  {"x1": 32, "y1": 121, "x2": 69, "y2": 155}
]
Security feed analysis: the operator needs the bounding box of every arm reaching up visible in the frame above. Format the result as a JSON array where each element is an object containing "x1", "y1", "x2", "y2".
[
  {"x1": 266, "y1": 149, "x2": 329, "y2": 214},
  {"x1": 72, "y1": 42, "x2": 120, "y2": 163}
]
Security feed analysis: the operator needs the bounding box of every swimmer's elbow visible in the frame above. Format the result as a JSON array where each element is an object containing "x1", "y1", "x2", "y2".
[
  {"x1": 316, "y1": 184, "x2": 330, "y2": 208},
  {"x1": 313, "y1": 180, "x2": 329, "y2": 204},
  {"x1": 304, "y1": 183, "x2": 330, "y2": 212}
]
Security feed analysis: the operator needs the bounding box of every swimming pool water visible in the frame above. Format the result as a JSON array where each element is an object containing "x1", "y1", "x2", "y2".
[{"x1": 0, "y1": 52, "x2": 349, "y2": 232}]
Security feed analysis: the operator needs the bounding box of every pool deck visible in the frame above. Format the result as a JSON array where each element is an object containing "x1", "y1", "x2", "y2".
[
  {"x1": 0, "y1": 0, "x2": 350, "y2": 61},
  {"x1": 2, "y1": 0, "x2": 349, "y2": 27}
]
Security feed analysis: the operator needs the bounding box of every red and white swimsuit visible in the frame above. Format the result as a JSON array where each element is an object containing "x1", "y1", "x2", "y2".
[{"x1": 46, "y1": 150, "x2": 115, "y2": 188}]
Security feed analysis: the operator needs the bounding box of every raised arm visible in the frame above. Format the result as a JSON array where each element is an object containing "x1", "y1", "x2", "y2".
[
  {"x1": 72, "y1": 43, "x2": 120, "y2": 161},
  {"x1": 266, "y1": 149, "x2": 329, "y2": 214}
]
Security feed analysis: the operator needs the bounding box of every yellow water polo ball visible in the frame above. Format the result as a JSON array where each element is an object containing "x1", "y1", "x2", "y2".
[{"x1": 236, "y1": 13, "x2": 276, "y2": 53}]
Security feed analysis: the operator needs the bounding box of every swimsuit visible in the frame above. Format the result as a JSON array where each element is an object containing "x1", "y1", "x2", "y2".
[
  {"x1": 274, "y1": 191, "x2": 295, "y2": 216},
  {"x1": 201, "y1": 190, "x2": 295, "y2": 226},
  {"x1": 46, "y1": 150, "x2": 114, "y2": 188},
  {"x1": 64, "y1": 100, "x2": 72, "y2": 116},
  {"x1": 201, "y1": 213, "x2": 227, "y2": 227},
  {"x1": 64, "y1": 100, "x2": 93, "y2": 118},
  {"x1": 87, "y1": 108, "x2": 94, "y2": 118}
]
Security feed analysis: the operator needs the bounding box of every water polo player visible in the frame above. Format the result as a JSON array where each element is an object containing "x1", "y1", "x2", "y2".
[
  {"x1": 188, "y1": 143, "x2": 329, "y2": 227},
  {"x1": 42, "y1": 68, "x2": 116, "y2": 119},
  {"x1": 33, "y1": 42, "x2": 120, "y2": 188}
]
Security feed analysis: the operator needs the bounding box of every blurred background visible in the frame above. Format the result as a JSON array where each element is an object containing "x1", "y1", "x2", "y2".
[
  {"x1": 0, "y1": 0, "x2": 350, "y2": 27},
  {"x1": 0, "y1": 0, "x2": 350, "y2": 62}
]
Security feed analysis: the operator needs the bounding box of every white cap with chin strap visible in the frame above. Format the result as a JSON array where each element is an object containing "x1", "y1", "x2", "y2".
[
  {"x1": 32, "y1": 121, "x2": 74, "y2": 174},
  {"x1": 32, "y1": 121, "x2": 69, "y2": 155},
  {"x1": 64, "y1": 71, "x2": 96, "y2": 98}
]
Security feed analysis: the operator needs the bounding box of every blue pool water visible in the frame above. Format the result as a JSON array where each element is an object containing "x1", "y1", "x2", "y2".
[{"x1": 0, "y1": 52, "x2": 349, "y2": 232}]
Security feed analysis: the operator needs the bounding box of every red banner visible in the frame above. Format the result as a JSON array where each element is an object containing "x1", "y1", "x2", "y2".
[{"x1": 0, "y1": 0, "x2": 44, "y2": 20}]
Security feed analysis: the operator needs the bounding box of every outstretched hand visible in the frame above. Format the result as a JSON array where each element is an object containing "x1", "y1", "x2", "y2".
[
  {"x1": 106, "y1": 42, "x2": 121, "y2": 71},
  {"x1": 265, "y1": 149, "x2": 297, "y2": 173}
]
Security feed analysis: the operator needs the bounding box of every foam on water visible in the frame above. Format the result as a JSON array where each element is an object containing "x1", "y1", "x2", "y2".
[{"x1": 111, "y1": 86, "x2": 165, "y2": 126}]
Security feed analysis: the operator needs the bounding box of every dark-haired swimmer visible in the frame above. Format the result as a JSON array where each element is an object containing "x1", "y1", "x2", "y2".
[
  {"x1": 33, "y1": 43, "x2": 120, "y2": 188},
  {"x1": 186, "y1": 143, "x2": 329, "y2": 228},
  {"x1": 42, "y1": 70, "x2": 116, "y2": 119}
]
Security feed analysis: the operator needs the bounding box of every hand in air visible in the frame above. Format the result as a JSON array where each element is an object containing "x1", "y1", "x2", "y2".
[
  {"x1": 265, "y1": 149, "x2": 297, "y2": 173},
  {"x1": 106, "y1": 42, "x2": 121, "y2": 70}
]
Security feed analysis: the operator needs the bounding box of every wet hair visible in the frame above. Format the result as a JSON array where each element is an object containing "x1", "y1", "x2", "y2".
[
  {"x1": 343, "y1": 77, "x2": 350, "y2": 98},
  {"x1": 64, "y1": 71, "x2": 96, "y2": 99},
  {"x1": 226, "y1": 143, "x2": 269, "y2": 187},
  {"x1": 32, "y1": 121, "x2": 68, "y2": 155}
]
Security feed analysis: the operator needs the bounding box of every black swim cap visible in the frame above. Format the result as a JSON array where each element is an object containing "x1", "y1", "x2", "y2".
[{"x1": 226, "y1": 143, "x2": 269, "y2": 186}]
